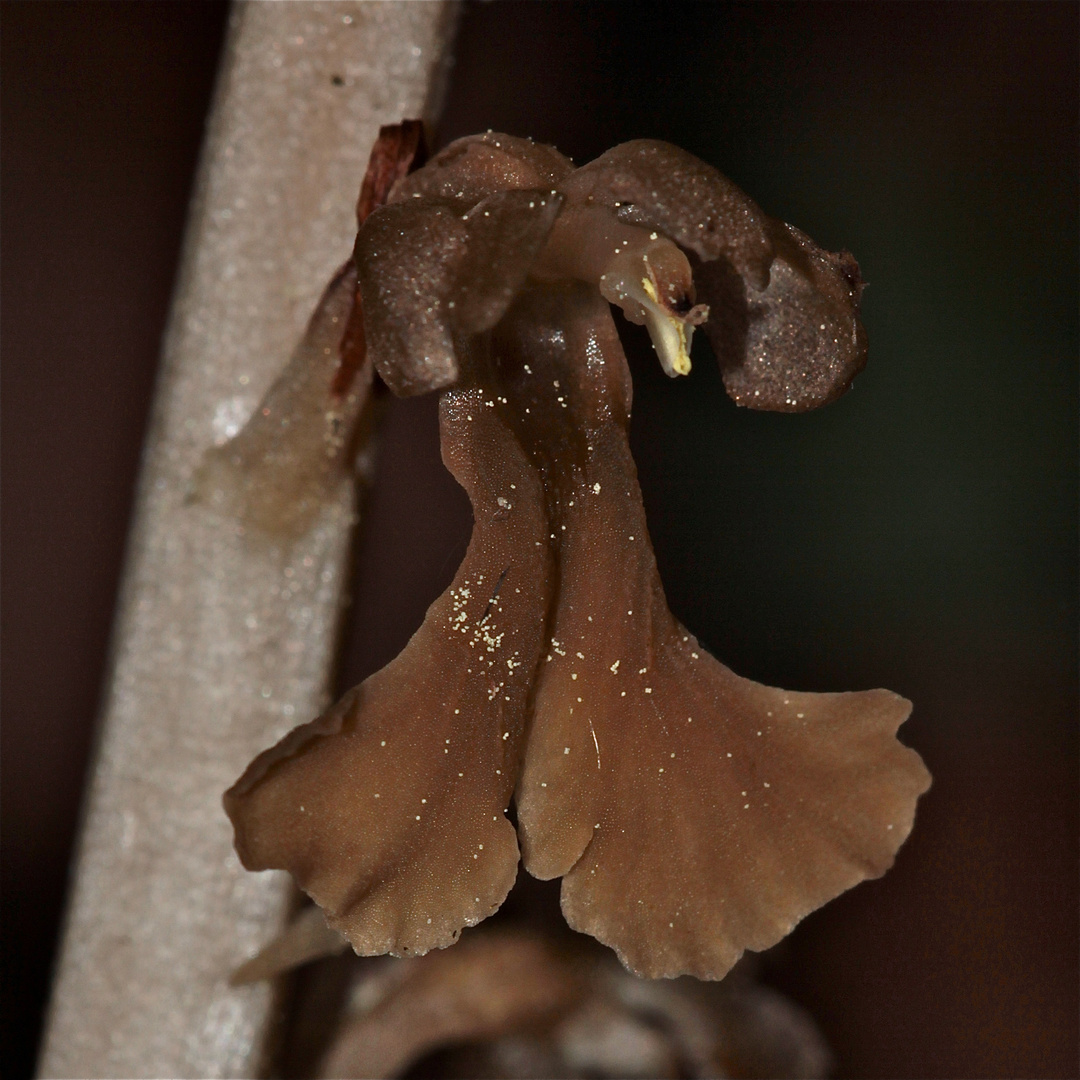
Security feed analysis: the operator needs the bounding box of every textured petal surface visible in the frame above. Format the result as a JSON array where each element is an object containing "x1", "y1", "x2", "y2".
[
  {"x1": 561, "y1": 139, "x2": 774, "y2": 288},
  {"x1": 225, "y1": 374, "x2": 553, "y2": 956},
  {"x1": 499, "y1": 285, "x2": 929, "y2": 979},
  {"x1": 357, "y1": 189, "x2": 565, "y2": 394},
  {"x1": 452, "y1": 189, "x2": 564, "y2": 334},
  {"x1": 356, "y1": 200, "x2": 468, "y2": 396},
  {"x1": 697, "y1": 222, "x2": 868, "y2": 412},
  {"x1": 390, "y1": 132, "x2": 572, "y2": 208},
  {"x1": 562, "y1": 139, "x2": 868, "y2": 412}
]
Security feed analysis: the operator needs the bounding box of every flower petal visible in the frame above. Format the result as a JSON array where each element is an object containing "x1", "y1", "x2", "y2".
[
  {"x1": 224, "y1": 381, "x2": 553, "y2": 957},
  {"x1": 561, "y1": 139, "x2": 774, "y2": 288},
  {"x1": 357, "y1": 190, "x2": 565, "y2": 395},
  {"x1": 356, "y1": 201, "x2": 469, "y2": 395},
  {"x1": 501, "y1": 285, "x2": 930, "y2": 979},
  {"x1": 390, "y1": 132, "x2": 572, "y2": 208},
  {"x1": 563, "y1": 140, "x2": 868, "y2": 412},
  {"x1": 452, "y1": 189, "x2": 564, "y2": 334},
  {"x1": 696, "y1": 223, "x2": 868, "y2": 412}
]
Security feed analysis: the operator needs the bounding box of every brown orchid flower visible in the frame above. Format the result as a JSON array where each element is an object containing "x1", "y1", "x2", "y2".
[{"x1": 224, "y1": 131, "x2": 930, "y2": 980}]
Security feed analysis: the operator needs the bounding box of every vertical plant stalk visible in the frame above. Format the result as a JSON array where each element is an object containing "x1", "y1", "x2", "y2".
[{"x1": 38, "y1": 3, "x2": 458, "y2": 1078}]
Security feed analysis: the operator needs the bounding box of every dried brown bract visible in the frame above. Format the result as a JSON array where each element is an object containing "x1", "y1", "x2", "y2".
[
  {"x1": 225, "y1": 132, "x2": 930, "y2": 980},
  {"x1": 191, "y1": 121, "x2": 426, "y2": 537}
]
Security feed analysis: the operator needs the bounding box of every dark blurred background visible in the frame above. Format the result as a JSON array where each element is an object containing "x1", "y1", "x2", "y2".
[{"x1": 2, "y1": 3, "x2": 1076, "y2": 1078}]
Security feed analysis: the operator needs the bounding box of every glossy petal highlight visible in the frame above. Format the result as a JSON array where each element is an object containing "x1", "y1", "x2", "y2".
[{"x1": 225, "y1": 377, "x2": 553, "y2": 956}]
